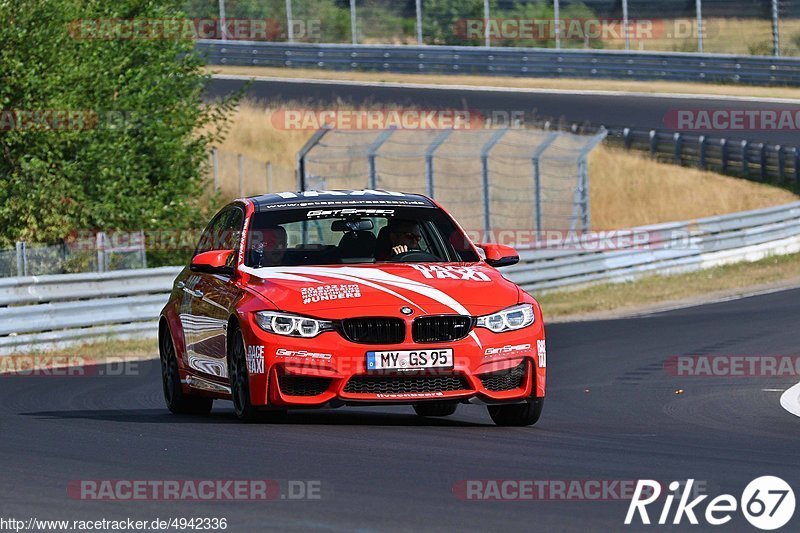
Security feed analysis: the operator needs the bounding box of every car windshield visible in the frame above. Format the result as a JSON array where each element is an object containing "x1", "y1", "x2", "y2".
[{"x1": 245, "y1": 205, "x2": 479, "y2": 267}]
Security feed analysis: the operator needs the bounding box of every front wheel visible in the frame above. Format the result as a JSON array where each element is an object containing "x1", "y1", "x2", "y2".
[
  {"x1": 228, "y1": 324, "x2": 261, "y2": 422},
  {"x1": 487, "y1": 398, "x2": 544, "y2": 427},
  {"x1": 160, "y1": 326, "x2": 213, "y2": 415}
]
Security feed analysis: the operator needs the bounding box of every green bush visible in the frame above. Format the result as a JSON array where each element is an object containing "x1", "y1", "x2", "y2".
[{"x1": 0, "y1": 0, "x2": 233, "y2": 265}]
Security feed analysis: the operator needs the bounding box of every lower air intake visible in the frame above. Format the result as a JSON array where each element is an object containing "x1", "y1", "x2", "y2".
[
  {"x1": 278, "y1": 375, "x2": 332, "y2": 396},
  {"x1": 343, "y1": 374, "x2": 470, "y2": 395},
  {"x1": 478, "y1": 362, "x2": 527, "y2": 391}
]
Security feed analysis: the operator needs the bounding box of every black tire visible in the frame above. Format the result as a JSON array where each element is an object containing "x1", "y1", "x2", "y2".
[
  {"x1": 487, "y1": 398, "x2": 544, "y2": 427},
  {"x1": 160, "y1": 325, "x2": 213, "y2": 415},
  {"x1": 413, "y1": 401, "x2": 458, "y2": 418},
  {"x1": 227, "y1": 324, "x2": 264, "y2": 422}
]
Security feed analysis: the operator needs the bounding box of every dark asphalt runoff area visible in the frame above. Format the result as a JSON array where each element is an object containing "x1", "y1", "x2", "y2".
[
  {"x1": 1, "y1": 288, "x2": 799, "y2": 531},
  {"x1": 206, "y1": 76, "x2": 800, "y2": 146}
]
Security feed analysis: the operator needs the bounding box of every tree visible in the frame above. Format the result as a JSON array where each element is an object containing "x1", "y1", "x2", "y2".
[{"x1": 0, "y1": 0, "x2": 233, "y2": 265}]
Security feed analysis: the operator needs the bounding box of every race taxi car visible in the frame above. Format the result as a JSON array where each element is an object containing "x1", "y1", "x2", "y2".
[{"x1": 159, "y1": 190, "x2": 546, "y2": 426}]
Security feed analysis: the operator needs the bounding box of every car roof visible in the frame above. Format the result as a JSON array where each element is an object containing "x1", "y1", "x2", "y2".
[{"x1": 249, "y1": 189, "x2": 436, "y2": 212}]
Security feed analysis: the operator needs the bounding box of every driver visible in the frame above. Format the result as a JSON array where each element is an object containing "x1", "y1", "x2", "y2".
[
  {"x1": 251, "y1": 225, "x2": 288, "y2": 266},
  {"x1": 387, "y1": 219, "x2": 422, "y2": 257}
]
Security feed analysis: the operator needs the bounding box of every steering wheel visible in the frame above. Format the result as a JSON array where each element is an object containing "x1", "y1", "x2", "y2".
[{"x1": 390, "y1": 250, "x2": 441, "y2": 262}]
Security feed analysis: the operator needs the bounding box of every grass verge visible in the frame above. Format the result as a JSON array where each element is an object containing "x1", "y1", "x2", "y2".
[{"x1": 538, "y1": 251, "x2": 800, "y2": 320}]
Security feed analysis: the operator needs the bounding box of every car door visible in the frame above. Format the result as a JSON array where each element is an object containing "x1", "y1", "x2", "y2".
[{"x1": 188, "y1": 205, "x2": 246, "y2": 381}]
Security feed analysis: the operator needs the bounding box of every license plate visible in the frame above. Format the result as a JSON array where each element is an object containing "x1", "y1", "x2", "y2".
[{"x1": 366, "y1": 349, "x2": 454, "y2": 371}]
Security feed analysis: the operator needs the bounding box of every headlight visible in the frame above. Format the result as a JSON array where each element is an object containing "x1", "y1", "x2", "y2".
[
  {"x1": 254, "y1": 311, "x2": 334, "y2": 338},
  {"x1": 476, "y1": 304, "x2": 535, "y2": 333}
]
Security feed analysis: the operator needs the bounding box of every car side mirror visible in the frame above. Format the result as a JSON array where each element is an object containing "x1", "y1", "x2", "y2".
[
  {"x1": 480, "y1": 243, "x2": 519, "y2": 268},
  {"x1": 191, "y1": 249, "x2": 235, "y2": 276}
]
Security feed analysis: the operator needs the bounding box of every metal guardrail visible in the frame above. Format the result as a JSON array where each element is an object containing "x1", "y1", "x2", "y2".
[
  {"x1": 196, "y1": 40, "x2": 800, "y2": 86},
  {"x1": 1, "y1": 201, "x2": 799, "y2": 354}
]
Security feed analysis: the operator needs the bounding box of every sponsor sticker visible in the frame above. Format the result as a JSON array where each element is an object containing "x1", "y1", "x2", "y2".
[
  {"x1": 484, "y1": 344, "x2": 532, "y2": 358},
  {"x1": 301, "y1": 284, "x2": 361, "y2": 305},
  {"x1": 245, "y1": 345, "x2": 265, "y2": 374},
  {"x1": 275, "y1": 349, "x2": 332, "y2": 361},
  {"x1": 411, "y1": 264, "x2": 491, "y2": 282},
  {"x1": 537, "y1": 340, "x2": 547, "y2": 368}
]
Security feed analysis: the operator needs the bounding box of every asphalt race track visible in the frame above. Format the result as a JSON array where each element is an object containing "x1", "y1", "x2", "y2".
[
  {"x1": 206, "y1": 76, "x2": 800, "y2": 146},
  {"x1": 1, "y1": 288, "x2": 798, "y2": 531}
]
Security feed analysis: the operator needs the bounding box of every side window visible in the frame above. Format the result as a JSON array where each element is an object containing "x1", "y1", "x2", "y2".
[{"x1": 194, "y1": 206, "x2": 244, "y2": 257}]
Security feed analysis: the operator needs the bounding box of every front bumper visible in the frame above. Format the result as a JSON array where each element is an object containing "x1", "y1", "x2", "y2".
[{"x1": 240, "y1": 313, "x2": 546, "y2": 407}]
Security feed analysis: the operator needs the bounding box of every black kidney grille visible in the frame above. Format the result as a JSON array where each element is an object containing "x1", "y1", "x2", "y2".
[
  {"x1": 478, "y1": 362, "x2": 527, "y2": 392},
  {"x1": 340, "y1": 317, "x2": 405, "y2": 344},
  {"x1": 278, "y1": 375, "x2": 332, "y2": 396},
  {"x1": 412, "y1": 315, "x2": 474, "y2": 343},
  {"x1": 343, "y1": 374, "x2": 471, "y2": 395}
]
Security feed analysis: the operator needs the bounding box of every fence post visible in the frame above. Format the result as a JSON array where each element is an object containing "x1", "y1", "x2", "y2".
[
  {"x1": 350, "y1": 0, "x2": 358, "y2": 45},
  {"x1": 673, "y1": 132, "x2": 683, "y2": 165},
  {"x1": 483, "y1": 0, "x2": 491, "y2": 47},
  {"x1": 696, "y1": 0, "x2": 703, "y2": 53},
  {"x1": 622, "y1": 0, "x2": 630, "y2": 51},
  {"x1": 720, "y1": 138, "x2": 728, "y2": 172},
  {"x1": 623, "y1": 127, "x2": 632, "y2": 149},
  {"x1": 286, "y1": 0, "x2": 294, "y2": 43},
  {"x1": 772, "y1": 0, "x2": 780, "y2": 56},
  {"x1": 531, "y1": 132, "x2": 559, "y2": 234},
  {"x1": 795, "y1": 147, "x2": 800, "y2": 185},
  {"x1": 698, "y1": 135, "x2": 706, "y2": 169},
  {"x1": 415, "y1": 0, "x2": 423, "y2": 45},
  {"x1": 553, "y1": 0, "x2": 560, "y2": 49},
  {"x1": 96, "y1": 232, "x2": 105, "y2": 273},
  {"x1": 367, "y1": 128, "x2": 396, "y2": 190},
  {"x1": 212, "y1": 148, "x2": 219, "y2": 192},
  {"x1": 425, "y1": 129, "x2": 453, "y2": 198},
  {"x1": 238, "y1": 154, "x2": 245, "y2": 197},
  {"x1": 218, "y1": 0, "x2": 227, "y2": 40},
  {"x1": 139, "y1": 229, "x2": 147, "y2": 269},
  {"x1": 741, "y1": 140, "x2": 749, "y2": 177},
  {"x1": 649, "y1": 130, "x2": 657, "y2": 157},
  {"x1": 15, "y1": 241, "x2": 25, "y2": 277},
  {"x1": 480, "y1": 129, "x2": 509, "y2": 240},
  {"x1": 296, "y1": 126, "x2": 331, "y2": 191},
  {"x1": 266, "y1": 162, "x2": 273, "y2": 193}
]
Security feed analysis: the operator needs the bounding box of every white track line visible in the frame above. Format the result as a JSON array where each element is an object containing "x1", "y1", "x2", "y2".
[
  {"x1": 212, "y1": 74, "x2": 800, "y2": 105},
  {"x1": 780, "y1": 382, "x2": 800, "y2": 418}
]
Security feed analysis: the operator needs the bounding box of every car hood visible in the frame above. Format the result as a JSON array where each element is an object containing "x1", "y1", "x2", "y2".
[{"x1": 241, "y1": 263, "x2": 520, "y2": 319}]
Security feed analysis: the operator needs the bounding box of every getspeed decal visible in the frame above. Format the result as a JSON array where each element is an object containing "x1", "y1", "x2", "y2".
[
  {"x1": 484, "y1": 343, "x2": 532, "y2": 358},
  {"x1": 301, "y1": 284, "x2": 361, "y2": 304},
  {"x1": 275, "y1": 349, "x2": 332, "y2": 361}
]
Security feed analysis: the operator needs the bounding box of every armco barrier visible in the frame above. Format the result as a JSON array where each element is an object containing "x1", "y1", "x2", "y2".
[
  {"x1": 1, "y1": 202, "x2": 800, "y2": 354},
  {"x1": 196, "y1": 40, "x2": 800, "y2": 86}
]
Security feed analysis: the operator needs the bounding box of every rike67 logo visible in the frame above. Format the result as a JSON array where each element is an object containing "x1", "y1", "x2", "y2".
[{"x1": 626, "y1": 477, "x2": 795, "y2": 530}]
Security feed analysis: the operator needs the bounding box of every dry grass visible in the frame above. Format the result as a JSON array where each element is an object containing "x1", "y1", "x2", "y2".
[
  {"x1": 587, "y1": 148, "x2": 798, "y2": 228},
  {"x1": 208, "y1": 66, "x2": 800, "y2": 101},
  {"x1": 539, "y1": 251, "x2": 800, "y2": 319},
  {"x1": 213, "y1": 102, "x2": 798, "y2": 228}
]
